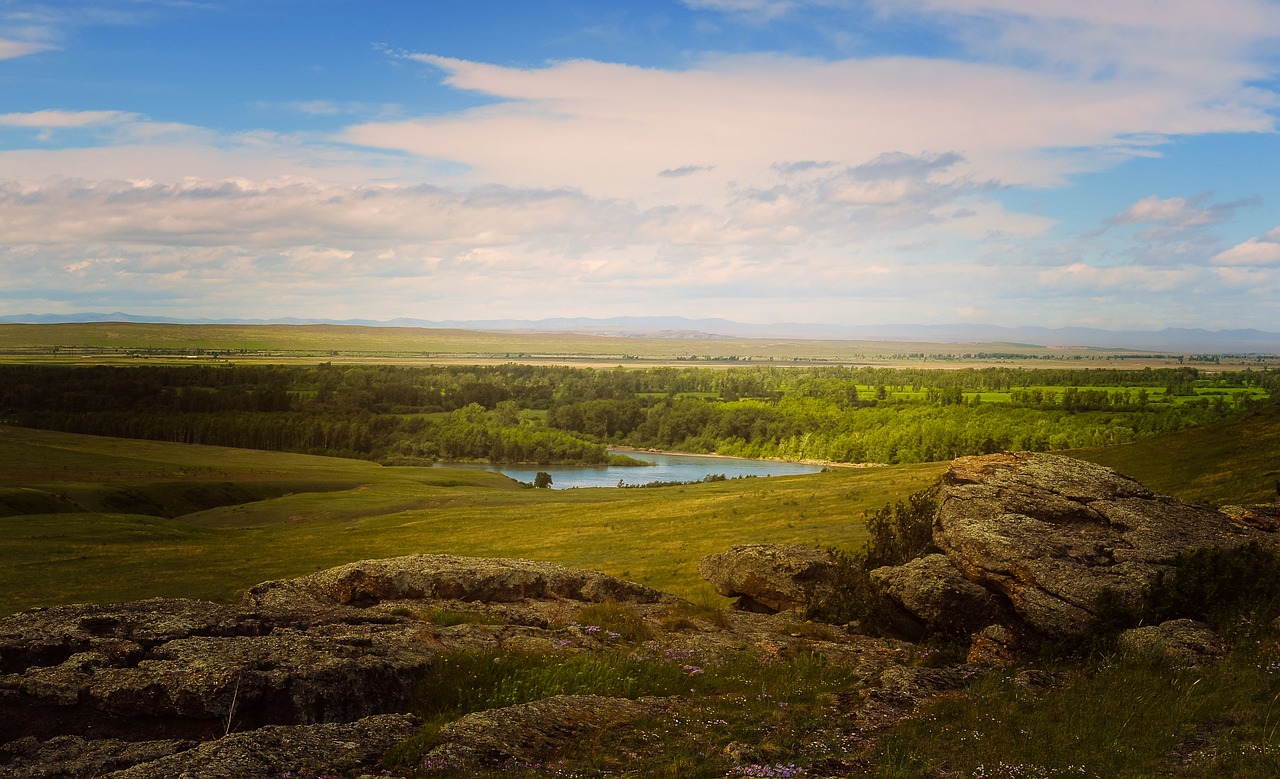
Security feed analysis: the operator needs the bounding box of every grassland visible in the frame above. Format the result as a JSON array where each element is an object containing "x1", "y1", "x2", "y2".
[
  {"x1": 4, "y1": 400, "x2": 1278, "y2": 616},
  {"x1": 0, "y1": 321, "x2": 1246, "y2": 369},
  {"x1": 1075, "y1": 403, "x2": 1280, "y2": 505},
  {"x1": 0, "y1": 424, "x2": 945, "y2": 615}
]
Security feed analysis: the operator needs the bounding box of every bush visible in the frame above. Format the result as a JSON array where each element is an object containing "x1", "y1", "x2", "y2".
[
  {"x1": 804, "y1": 482, "x2": 940, "y2": 631},
  {"x1": 1142, "y1": 541, "x2": 1280, "y2": 631}
]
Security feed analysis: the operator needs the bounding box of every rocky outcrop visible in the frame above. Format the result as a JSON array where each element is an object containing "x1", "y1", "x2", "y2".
[
  {"x1": 0, "y1": 555, "x2": 682, "y2": 778},
  {"x1": 931, "y1": 452, "x2": 1275, "y2": 639},
  {"x1": 0, "y1": 599, "x2": 432, "y2": 745},
  {"x1": 869, "y1": 553, "x2": 1005, "y2": 640},
  {"x1": 1117, "y1": 619, "x2": 1227, "y2": 667},
  {"x1": 248, "y1": 553, "x2": 673, "y2": 612},
  {"x1": 860, "y1": 452, "x2": 1278, "y2": 660},
  {"x1": 698, "y1": 545, "x2": 837, "y2": 613},
  {"x1": 1, "y1": 715, "x2": 418, "y2": 779},
  {"x1": 422, "y1": 695, "x2": 666, "y2": 768}
]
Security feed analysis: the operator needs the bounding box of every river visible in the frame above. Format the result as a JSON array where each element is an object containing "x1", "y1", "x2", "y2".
[{"x1": 444, "y1": 450, "x2": 825, "y2": 489}]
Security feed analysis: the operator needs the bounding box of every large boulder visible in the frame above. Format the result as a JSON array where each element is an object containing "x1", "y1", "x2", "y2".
[
  {"x1": 698, "y1": 545, "x2": 837, "y2": 613},
  {"x1": 1117, "y1": 619, "x2": 1227, "y2": 667},
  {"x1": 933, "y1": 452, "x2": 1276, "y2": 638},
  {"x1": 869, "y1": 553, "x2": 1004, "y2": 640}
]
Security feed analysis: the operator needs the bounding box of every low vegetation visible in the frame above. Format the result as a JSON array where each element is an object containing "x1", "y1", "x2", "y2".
[{"x1": 3, "y1": 327, "x2": 1280, "y2": 777}]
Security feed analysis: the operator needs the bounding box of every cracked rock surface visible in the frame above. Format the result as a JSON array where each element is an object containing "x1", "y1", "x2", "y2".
[{"x1": 933, "y1": 452, "x2": 1277, "y2": 638}]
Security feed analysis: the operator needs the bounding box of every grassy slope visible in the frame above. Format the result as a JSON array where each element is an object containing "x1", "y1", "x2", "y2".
[
  {"x1": 4, "y1": 402, "x2": 1277, "y2": 616},
  {"x1": 0, "y1": 425, "x2": 944, "y2": 615},
  {"x1": 1074, "y1": 402, "x2": 1280, "y2": 506}
]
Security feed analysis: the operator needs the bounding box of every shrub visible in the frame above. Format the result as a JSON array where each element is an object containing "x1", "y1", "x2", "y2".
[
  {"x1": 804, "y1": 482, "x2": 940, "y2": 632},
  {"x1": 1142, "y1": 541, "x2": 1280, "y2": 631}
]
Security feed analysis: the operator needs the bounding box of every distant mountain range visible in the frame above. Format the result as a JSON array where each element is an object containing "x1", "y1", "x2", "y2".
[{"x1": 2, "y1": 312, "x2": 1278, "y2": 353}]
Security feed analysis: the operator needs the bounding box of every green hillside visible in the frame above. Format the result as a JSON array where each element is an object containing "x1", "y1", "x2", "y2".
[
  {"x1": 1076, "y1": 402, "x2": 1280, "y2": 506},
  {"x1": 0, "y1": 425, "x2": 943, "y2": 615}
]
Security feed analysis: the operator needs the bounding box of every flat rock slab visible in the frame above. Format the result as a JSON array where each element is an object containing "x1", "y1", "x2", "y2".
[{"x1": 247, "y1": 554, "x2": 672, "y2": 611}]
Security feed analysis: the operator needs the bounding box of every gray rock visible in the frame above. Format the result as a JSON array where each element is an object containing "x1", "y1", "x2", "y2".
[
  {"x1": 101, "y1": 713, "x2": 419, "y2": 779},
  {"x1": 246, "y1": 554, "x2": 671, "y2": 611},
  {"x1": 869, "y1": 553, "x2": 1003, "y2": 639},
  {"x1": 698, "y1": 545, "x2": 837, "y2": 613},
  {"x1": 934, "y1": 452, "x2": 1273, "y2": 638},
  {"x1": 0, "y1": 605, "x2": 432, "y2": 744},
  {"x1": 0, "y1": 734, "x2": 194, "y2": 779},
  {"x1": 422, "y1": 695, "x2": 665, "y2": 767},
  {"x1": 1220, "y1": 503, "x2": 1280, "y2": 533},
  {"x1": 1117, "y1": 619, "x2": 1227, "y2": 667}
]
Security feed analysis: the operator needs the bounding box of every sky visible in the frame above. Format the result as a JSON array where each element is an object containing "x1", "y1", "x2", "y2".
[{"x1": 1, "y1": 0, "x2": 1279, "y2": 331}]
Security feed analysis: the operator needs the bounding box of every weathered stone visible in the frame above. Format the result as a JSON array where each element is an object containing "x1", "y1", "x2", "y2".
[
  {"x1": 1221, "y1": 504, "x2": 1280, "y2": 533},
  {"x1": 869, "y1": 554, "x2": 1003, "y2": 639},
  {"x1": 966, "y1": 624, "x2": 1023, "y2": 667},
  {"x1": 101, "y1": 713, "x2": 419, "y2": 779},
  {"x1": 934, "y1": 452, "x2": 1273, "y2": 638},
  {"x1": 698, "y1": 545, "x2": 837, "y2": 613},
  {"x1": 0, "y1": 734, "x2": 194, "y2": 779},
  {"x1": 1117, "y1": 619, "x2": 1227, "y2": 667},
  {"x1": 1, "y1": 622, "x2": 433, "y2": 744},
  {"x1": 246, "y1": 554, "x2": 671, "y2": 612},
  {"x1": 422, "y1": 695, "x2": 665, "y2": 767}
]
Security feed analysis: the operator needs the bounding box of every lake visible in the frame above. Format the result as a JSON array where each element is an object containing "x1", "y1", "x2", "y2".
[{"x1": 445, "y1": 450, "x2": 825, "y2": 489}]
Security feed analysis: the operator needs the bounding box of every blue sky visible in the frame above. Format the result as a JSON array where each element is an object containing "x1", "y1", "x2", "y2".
[{"x1": 2, "y1": 0, "x2": 1279, "y2": 330}]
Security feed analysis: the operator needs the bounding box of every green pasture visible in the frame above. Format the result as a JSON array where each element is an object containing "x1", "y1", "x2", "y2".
[
  {"x1": 3, "y1": 399, "x2": 1278, "y2": 616},
  {"x1": 0, "y1": 322, "x2": 1219, "y2": 369},
  {"x1": 0, "y1": 425, "x2": 944, "y2": 615}
]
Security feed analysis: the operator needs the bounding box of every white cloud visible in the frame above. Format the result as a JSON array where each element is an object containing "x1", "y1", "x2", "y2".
[
  {"x1": 1, "y1": 1, "x2": 1277, "y2": 328},
  {"x1": 349, "y1": 43, "x2": 1275, "y2": 211},
  {"x1": 0, "y1": 110, "x2": 137, "y2": 128},
  {"x1": 681, "y1": 0, "x2": 801, "y2": 21},
  {"x1": 1102, "y1": 193, "x2": 1261, "y2": 266},
  {"x1": 1212, "y1": 229, "x2": 1280, "y2": 267}
]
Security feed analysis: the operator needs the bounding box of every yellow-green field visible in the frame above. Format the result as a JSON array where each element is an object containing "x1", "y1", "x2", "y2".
[
  {"x1": 0, "y1": 321, "x2": 1236, "y2": 369},
  {"x1": 0, "y1": 424, "x2": 944, "y2": 615},
  {"x1": 4, "y1": 397, "x2": 1277, "y2": 617}
]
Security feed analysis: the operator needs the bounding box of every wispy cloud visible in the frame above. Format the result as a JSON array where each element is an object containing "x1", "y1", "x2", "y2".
[
  {"x1": 658, "y1": 164, "x2": 715, "y2": 178},
  {"x1": 0, "y1": 37, "x2": 50, "y2": 59},
  {"x1": 1, "y1": 0, "x2": 1276, "y2": 328},
  {"x1": 0, "y1": 110, "x2": 138, "y2": 128},
  {"x1": 1104, "y1": 193, "x2": 1261, "y2": 265}
]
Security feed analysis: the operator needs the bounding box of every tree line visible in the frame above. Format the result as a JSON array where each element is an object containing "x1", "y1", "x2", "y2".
[{"x1": 0, "y1": 363, "x2": 1273, "y2": 466}]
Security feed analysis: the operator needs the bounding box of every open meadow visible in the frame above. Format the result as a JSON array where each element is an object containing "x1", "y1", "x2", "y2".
[
  {"x1": 3, "y1": 396, "x2": 1278, "y2": 616},
  {"x1": 0, "y1": 424, "x2": 947, "y2": 615},
  {"x1": 3, "y1": 325, "x2": 1280, "y2": 778},
  {"x1": 1, "y1": 323, "x2": 1277, "y2": 615},
  {"x1": 2, "y1": 321, "x2": 1267, "y2": 370}
]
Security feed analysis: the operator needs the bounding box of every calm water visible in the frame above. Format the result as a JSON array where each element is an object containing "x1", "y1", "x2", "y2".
[{"x1": 446, "y1": 450, "x2": 824, "y2": 489}]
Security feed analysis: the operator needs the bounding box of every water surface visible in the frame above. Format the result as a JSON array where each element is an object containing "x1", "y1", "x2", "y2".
[{"x1": 446, "y1": 450, "x2": 824, "y2": 489}]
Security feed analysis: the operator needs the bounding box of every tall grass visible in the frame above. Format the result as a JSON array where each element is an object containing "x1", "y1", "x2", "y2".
[{"x1": 871, "y1": 638, "x2": 1280, "y2": 778}]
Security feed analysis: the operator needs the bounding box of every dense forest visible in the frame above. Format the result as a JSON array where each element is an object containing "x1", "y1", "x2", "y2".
[{"x1": 1, "y1": 363, "x2": 1274, "y2": 466}]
